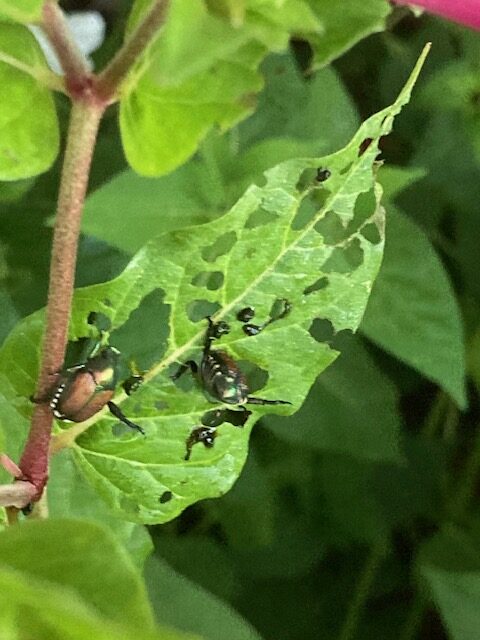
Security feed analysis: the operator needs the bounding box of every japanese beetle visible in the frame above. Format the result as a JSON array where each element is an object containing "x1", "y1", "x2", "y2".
[
  {"x1": 173, "y1": 304, "x2": 291, "y2": 459},
  {"x1": 36, "y1": 337, "x2": 144, "y2": 434}
]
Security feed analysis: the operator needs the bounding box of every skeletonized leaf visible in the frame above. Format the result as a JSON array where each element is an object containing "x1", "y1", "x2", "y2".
[{"x1": 0, "y1": 47, "x2": 429, "y2": 523}]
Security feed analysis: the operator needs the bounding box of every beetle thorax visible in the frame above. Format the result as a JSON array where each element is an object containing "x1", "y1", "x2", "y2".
[{"x1": 201, "y1": 350, "x2": 249, "y2": 404}]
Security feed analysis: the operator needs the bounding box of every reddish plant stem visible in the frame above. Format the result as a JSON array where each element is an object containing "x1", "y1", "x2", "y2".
[
  {"x1": 96, "y1": 0, "x2": 170, "y2": 101},
  {"x1": 19, "y1": 100, "x2": 104, "y2": 497},
  {"x1": 6, "y1": 0, "x2": 171, "y2": 509},
  {"x1": 41, "y1": 0, "x2": 92, "y2": 96}
]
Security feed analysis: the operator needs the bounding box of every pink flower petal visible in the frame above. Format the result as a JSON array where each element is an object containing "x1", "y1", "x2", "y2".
[{"x1": 392, "y1": 0, "x2": 480, "y2": 30}]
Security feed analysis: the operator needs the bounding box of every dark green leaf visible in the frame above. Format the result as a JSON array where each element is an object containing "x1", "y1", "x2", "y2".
[
  {"x1": 419, "y1": 523, "x2": 480, "y2": 640},
  {"x1": 265, "y1": 335, "x2": 401, "y2": 461},
  {"x1": 361, "y1": 207, "x2": 466, "y2": 408},
  {"x1": 145, "y1": 556, "x2": 263, "y2": 640}
]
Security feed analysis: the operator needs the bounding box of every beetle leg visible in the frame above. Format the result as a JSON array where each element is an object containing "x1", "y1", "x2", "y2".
[
  {"x1": 242, "y1": 299, "x2": 291, "y2": 336},
  {"x1": 246, "y1": 397, "x2": 292, "y2": 406},
  {"x1": 107, "y1": 401, "x2": 145, "y2": 435},
  {"x1": 171, "y1": 360, "x2": 198, "y2": 381},
  {"x1": 185, "y1": 426, "x2": 217, "y2": 461}
]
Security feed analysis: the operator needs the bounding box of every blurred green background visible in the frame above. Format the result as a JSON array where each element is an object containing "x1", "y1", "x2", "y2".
[{"x1": 2, "y1": 2, "x2": 480, "y2": 639}]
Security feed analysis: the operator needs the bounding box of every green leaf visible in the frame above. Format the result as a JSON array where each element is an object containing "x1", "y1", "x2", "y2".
[
  {"x1": 145, "y1": 556, "x2": 263, "y2": 640},
  {"x1": 239, "y1": 53, "x2": 360, "y2": 150},
  {"x1": 0, "y1": 0, "x2": 43, "y2": 23},
  {"x1": 82, "y1": 160, "x2": 222, "y2": 254},
  {"x1": 0, "y1": 47, "x2": 429, "y2": 523},
  {"x1": 419, "y1": 523, "x2": 480, "y2": 640},
  {"x1": 0, "y1": 565, "x2": 198, "y2": 640},
  {"x1": 265, "y1": 335, "x2": 401, "y2": 461},
  {"x1": 305, "y1": 0, "x2": 391, "y2": 69},
  {"x1": 0, "y1": 289, "x2": 19, "y2": 345},
  {"x1": 120, "y1": 0, "x2": 326, "y2": 176},
  {"x1": 85, "y1": 53, "x2": 358, "y2": 252},
  {"x1": 154, "y1": 534, "x2": 239, "y2": 600},
  {"x1": 0, "y1": 23, "x2": 59, "y2": 179},
  {"x1": 376, "y1": 165, "x2": 427, "y2": 201},
  {"x1": 361, "y1": 206, "x2": 466, "y2": 408},
  {"x1": 48, "y1": 449, "x2": 153, "y2": 569},
  {"x1": 0, "y1": 519, "x2": 155, "y2": 629},
  {"x1": 315, "y1": 434, "x2": 445, "y2": 544}
]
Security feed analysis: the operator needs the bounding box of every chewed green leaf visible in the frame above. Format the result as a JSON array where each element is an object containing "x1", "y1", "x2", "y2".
[{"x1": 0, "y1": 47, "x2": 429, "y2": 523}]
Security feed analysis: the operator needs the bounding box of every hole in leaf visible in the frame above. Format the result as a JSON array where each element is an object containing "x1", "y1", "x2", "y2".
[
  {"x1": 246, "y1": 207, "x2": 279, "y2": 228},
  {"x1": 314, "y1": 210, "x2": 347, "y2": 244},
  {"x1": 346, "y1": 189, "x2": 376, "y2": 235},
  {"x1": 292, "y1": 190, "x2": 328, "y2": 230},
  {"x1": 303, "y1": 276, "x2": 329, "y2": 295},
  {"x1": 309, "y1": 318, "x2": 336, "y2": 343},
  {"x1": 237, "y1": 360, "x2": 269, "y2": 394},
  {"x1": 201, "y1": 407, "x2": 250, "y2": 429},
  {"x1": 159, "y1": 491, "x2": 173, "y2": 503},
  {"x1": 110, "y1": 289, "x2": 168, "y2": 372},
  {"x1": 296, "y1": 168, "x2": 317, "y2": 192},
  {"x1": 339, "y1": 162, "x2": 353, "y2": 175},
  {"x1": 361, "y1": 222, "x2": 382, "y2": 244},
  {"x1": 321, "y1": 238, "x2": 364, "y2": 274},
  {"x1": 191, "y1": 271, "x2": 224, "y2": 291},
  {"x1": 187, "y1": 299, "x2": 221, "y2": 322},
  {"x1": 358, "y1": 138, "x2": 373, "y2": 156},
  {"x1": 170, "y1": 363, "x2": 195, "y2": 392},
  {"x1": 201, "y1": 231, "x2": 237, "y2": 263},
  {"x1": 87, "y1": 311, "x2": 112, "y2": 333}
]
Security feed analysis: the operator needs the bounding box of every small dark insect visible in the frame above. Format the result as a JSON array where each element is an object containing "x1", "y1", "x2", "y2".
[
  {"x1": 159, "y1": 490, "x2": 173, "y2": 504},
  {"x1": 173, "y1": 304, "x2": 291, "y2": 459},
  {"x1": 316, "y1": 167, "x2": 331, "y2": 183},
  {"x1": 32, "y1": 320, "x2": 145, "y2": 435},
  {"x1": 236, "y1": 307, "x2": 255, "y2": 323}
]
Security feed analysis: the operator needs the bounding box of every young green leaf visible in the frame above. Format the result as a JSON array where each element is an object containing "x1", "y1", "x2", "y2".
[
  {"x1": 0, "y1": 0, "x2": 43, "y2": 23},
  {"x1": 0, "y1": 519, "x2": 155, "y2": 629},
  {"x1": 305, "y1": 0, "x2": 391, "y2": 69},
  {"x1": 0, "y1": 23, "x2": 59, "y2": 179},
  {"x1": 0, "y1": 567, "x2": 199, "y2": 640},
  {"x1": 119, "y1": 0, "x2": 325, "y2": 176},
  {"x1": 0, "y1": 46, "x2": 429, "y2": 524}
]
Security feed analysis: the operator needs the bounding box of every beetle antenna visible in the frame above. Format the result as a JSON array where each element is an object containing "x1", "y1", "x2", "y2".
[{"x1": 246, "y1": 397, "x2": 291, "y2": 406}]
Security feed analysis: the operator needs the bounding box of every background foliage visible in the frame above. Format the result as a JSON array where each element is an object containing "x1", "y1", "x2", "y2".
[{"x1": 0, "y1": 1, "x2": 479, "y2": 639}]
